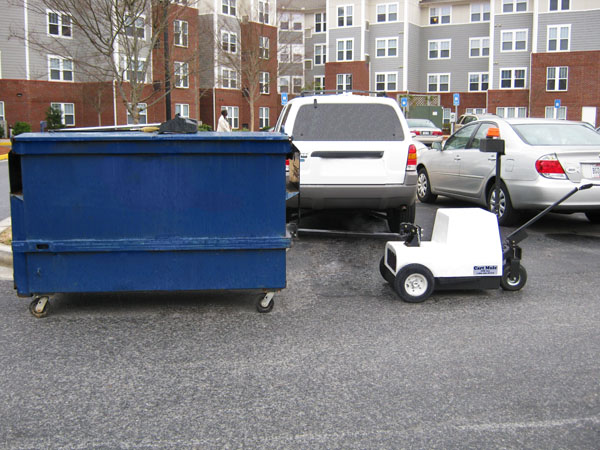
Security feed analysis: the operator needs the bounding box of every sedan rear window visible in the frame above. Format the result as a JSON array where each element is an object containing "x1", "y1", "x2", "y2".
[
  {"x1": 407, "y1": 119, "x2": 436, "y2": 128},
  {"x1": 512, "y1": 123, "x2": 600, "y2": 146},
  {"x1": 292, "y1": 103, "x2": 404, "y2": 141}
]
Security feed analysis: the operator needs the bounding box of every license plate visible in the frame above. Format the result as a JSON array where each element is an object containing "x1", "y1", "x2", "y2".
[{"x1": 421, "y1": 131, "x2": 430, "y2": 135}]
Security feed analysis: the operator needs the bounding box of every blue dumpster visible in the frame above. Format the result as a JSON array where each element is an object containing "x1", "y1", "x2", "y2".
[{"x1": 9, "y1": 131, "x2": 292, "y2": 315}]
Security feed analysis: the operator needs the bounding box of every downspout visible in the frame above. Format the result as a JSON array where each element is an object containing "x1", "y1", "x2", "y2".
[
  {"x1": 488, "y1": 0, "x2": 495, "y2": 112},
  {"x1": 530, "y1": 0, "x2": 539, "y2": 117},
  {"x1": 24, "y1": 0, "x2": 30, "y2": 80},
  {"x1": 402, "y1": 0, "x2": 409, "y2": 92}
]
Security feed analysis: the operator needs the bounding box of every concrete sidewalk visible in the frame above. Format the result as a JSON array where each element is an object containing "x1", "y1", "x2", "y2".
[{"x1": 0, "y1": 217, "x2": 12, "y2": 267}]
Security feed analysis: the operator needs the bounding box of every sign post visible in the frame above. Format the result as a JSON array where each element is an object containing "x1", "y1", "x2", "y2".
[
  {"x1": 554, "y1": 99, "x2": 561, "y2": 119},
  {"x1": 453, "y1": 93, "x2": 460, "y2": 134}
]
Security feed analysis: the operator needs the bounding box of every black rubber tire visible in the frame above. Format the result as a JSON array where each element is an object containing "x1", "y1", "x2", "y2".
[
  {"x1": 28, "y1": 296, "x2": 50, "y2": 318},
  {"x1": 585, "y1": 211, "x2": 600, "y2": 224},
  {"x1": 487, "y1": 182, "x2": 519, "y2": 226},
  {"x1": 417, "y1": 168, "x2": 437, "y2": 203},
  {"x1": 257, "y1": 297, "x2": 274, "y2": 313},
  {"x1": 379, "y1": 257, "x2": 394, "y2": 284},
  {"x1": 393, "y1": 264, "x2": 435, "y2": 303},
  {"x1": 500, "y1": 264, "x2": 527, "y2": 291},
  {"x1": 387, "y1": 203, "x2": 416, "y2": 233}
]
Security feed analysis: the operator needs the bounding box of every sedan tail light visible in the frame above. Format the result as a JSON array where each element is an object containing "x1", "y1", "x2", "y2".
[
  {"x1": 535, "y1": 154, "x2": 567, "y2": 180},
  {"x1": 406, "y1": 144, "x2": 417, "y2": 171},
  {"x1": 413, "y1": 131, "x2": 421, "y2": 135},
  {"x1": 432, "y1": 131, "x2": 443, "y2": 136}
]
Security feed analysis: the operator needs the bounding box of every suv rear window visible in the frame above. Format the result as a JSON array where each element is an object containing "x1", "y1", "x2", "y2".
[{"x1": 292, "y1": 103, "x2": 404, "y2": 141}]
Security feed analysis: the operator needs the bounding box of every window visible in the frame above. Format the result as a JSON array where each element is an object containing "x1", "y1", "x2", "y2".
[
  {"x1": 278, "y1": 44, "x2": 290, "y2": 63},
  {"x1": 471, "y1": 3, "x2": 490, "y2": 22},
  {"x1": 291, "y1": 14, "x2": 303, "y2": 30},
  {"x1": 280, "y1": 13, "x2": 289, "y2": 30},
  {"x1": 428, "y1": 39, "x2": 450, "y2": 59},
  {"x1": 503, "y1": 0, "x2": 527, "y2": 13},
  {"x1": 222, "y1": 0, "x2": 236, "y2": 16},
  {"x1": 122, "y1": 57, "x2": 146, "y2": 83},
  {"x1": 258, "y1": 36, "x2": 269, "y2": 59},
  {"x1": 314, "y1": 75, "x2": 325, "y2": 91},
  {"x1": 549, "y1": 0, "x2": 569, "y2": 11},
  {"x1": 336, "y1": 74, "x2": 352, "y2": 92},
  {"x1": 175, "y1": 103, "x2": 189, "y2": 118},
  {"x1": 125, "y1": 15, "x2": 145, "y2": 39},
  {"x1": 258, "y1": 0, "x2": 269, "y2": 24},
  {"x1": 427, "y1": 73, "x2": 450, "y2": 92},
  {"x1": 377, "y1": 3, "x2": 398, "y2": 22},
  {"x1": 496, "y1": 107, "x2": 527, "y2": 118},
  {"x1": 500, "y1": 68, "x2": 526, "y2": 89},
  {"x1": 292, "y1": 76, "x2": 303, "y2": 94},
  {"x1": 222, "y1": 68, "x2": 237, "y2": 89},
  {"x1": 127, "y1": 103, "x2": 147, "y2": 124},
  {"x1": 337, "y1": 39, "x2": 353, "y2": 61},
  {"x1": 337, "y1": 5, "x2": 353, "y2": 27},
  {"x1": 48, "y1": 56, "x2": 73, "y2": 81},
  {"x1": 174, "y1": 62, "x2": 188, "y2": 88},
  {"x1": 375, "y1": 72, "x2": 397, "y2": 91},
  {"x1": 0, "y1": 101, "x2": 4, "y2": 121},
  {"x1": 470, "y1": 37, "x2": 490, "y2": 57},
  {"x1": 174, "y1": 20, "x2": 188, "y2": 47},
  {"x1": 430, "y1": 6, "x2": 450, "y2": 24},
  {"x1": 548, "y1": 25, "x2": 570, "y2": 51},
  {"x1": 501, "y1": 29, "x2": 528, "y2": 52},
  {"x1": 222, "y1": 31, "x2": 237, "y2": 53},
  {"x1": 259, "y1": 71, "x2": 270, "y2": 94},
  {"x1": 314, "y1": 44, "x2": 326, "y2": 65},
  {"x1": 545, "y1": 106, "x2": 567, "y2": 119},
  {"x1": 292, "y1": 44, "x2": 303, "y2": 63},
  {"x1": 466, "y1": 108, "x2": 487, "y2": 114},
  {"x1": 315, "y1": 12, "x2": 326, "y2": 32},
  {"x1": 221, "y1": 106, "x2": 239, "y2": 129},
  {"x1": 469, "y1": 72, "x2": 489, "y2": 91},
  {"x1": 47, "y1": 10, "x2": 72, "y2": 37},
  {"x1": 547, "y1": 66, "x2": 568, "y2": 91},
  {"x1": 50, "y1": 102, "x2": 75, "y2": 126},
  {"x1": 259, "y1": 107, "x2": 270, "y2": 129},
  {"x1": 376, "y1": 38, "x2": 398, "y2": 58},
  {"x1": 278, "y1": 76, "x2": 289, "y2": 93},
  {"x1": 443, "y1": 108, "x2": 452, "y2": 123}
]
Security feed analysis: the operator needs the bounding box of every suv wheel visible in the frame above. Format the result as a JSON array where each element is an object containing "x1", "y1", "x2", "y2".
[
  {"x1": 417, "y1": 168, "x2": 437, "y2": 203},
  {"x1": 387, "y1": 203, "x2": 416, "y2": 233}
]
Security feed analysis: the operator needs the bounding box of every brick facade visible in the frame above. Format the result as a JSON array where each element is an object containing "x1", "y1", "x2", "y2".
[
  {"x1": 325, "y1": 61, "x2": 370, "y2": 92},
  {"x1": 487, "y1": 90, "x2": 530, "y2": 116}
]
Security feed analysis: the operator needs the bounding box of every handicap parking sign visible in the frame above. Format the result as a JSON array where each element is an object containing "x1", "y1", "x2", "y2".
[
  {"x1": 281, "y1": 92, "x2": 288, "y2": 106},
  {"x1": 554, "y1": 99, "x2": 561, "y2": 109},
  {"x1": 400, "y1": 97, "x2": 408, "y2": 108},
  {"x1": 453, "y1": 93, "x2": 460, "y2": 106}
]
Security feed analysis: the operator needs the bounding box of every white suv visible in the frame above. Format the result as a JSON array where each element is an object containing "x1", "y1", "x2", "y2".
[{"x1": 276, "y1": 93, "x2": 417, "y2": 231}]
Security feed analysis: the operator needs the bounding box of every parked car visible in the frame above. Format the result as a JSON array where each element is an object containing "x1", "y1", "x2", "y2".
[
  {"x1": 416, "y1": 118, "x2": 600, "y2": 225},
  {"x1": 455, "y1": 113, "x2": 496, "y2": 130},
  {"x1": 275, "y1": 93, "x2": 417, "y2": 231},
  {"x1": 406, "y1": 118, "x2": 443, "y2": 146}
]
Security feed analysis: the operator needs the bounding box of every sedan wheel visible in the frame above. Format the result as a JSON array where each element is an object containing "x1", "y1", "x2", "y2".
[
  {"x1": 417, "y1": 168, "x2": 437, "y2": 203},
  {"x1": 487, "y1": 182, "x2": 519, "y2": 226}
]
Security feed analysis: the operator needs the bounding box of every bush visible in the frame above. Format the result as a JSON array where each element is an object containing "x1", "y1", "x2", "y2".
[
  {"x1": 198, "y1": 123, "x2": 213, "y2": 132},
  {"x1": 45, "y1": 106, "x2": 64, "y2": 130},
  {"x1": 13, "y1": 122, "x2": 32, "y2": 136}
]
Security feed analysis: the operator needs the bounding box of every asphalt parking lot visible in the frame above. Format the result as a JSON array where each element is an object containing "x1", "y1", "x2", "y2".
[{"x1": 0, "y1": 199, "x2": 599, "y2": 449}]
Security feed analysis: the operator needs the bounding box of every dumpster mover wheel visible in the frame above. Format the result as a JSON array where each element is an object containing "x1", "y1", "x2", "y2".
[
  {"x1": 257, "y1": 292, "x2": 275, "y2": 313},
  {"x1": 501, "y1": 264, "x2": 527, "y2": 291},
  {"x1": 29, "y1": 296, "x2": 50, "y2": 318},
  {"x1": 393, "y1": 265, "x2": 434, "y2": 303}
]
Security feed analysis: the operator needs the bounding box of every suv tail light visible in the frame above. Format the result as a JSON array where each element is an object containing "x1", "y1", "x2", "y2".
[
  {"x1": 406, "y1": 144, "x2": 417, "y2": 171},
  {"x1": 535, "y1": 154, "x2": 567, "y2": 180}
]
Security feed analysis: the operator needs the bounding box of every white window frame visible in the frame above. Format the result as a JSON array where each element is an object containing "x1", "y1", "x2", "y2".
[
  {"x1": 0, "y1": 101, "x2": 4, "y2": 121},
  {"x1": 174, "y1": 61, "x2": 188, "y2": 88},
  {"x1": 337, "y1": 38, "x2": 354, "y2": 61},
  {"x1": 499, "y1": 67, "x2": 527, "y2": 89},
  {"x1": 545, "y1": 106, "x2": 567, "y2": 119},
  {"x1": 374, "y1": 72, "x2": 397, "y2": 92},
  {"x1": 470, "y1": 2, "x2": 490, "y2": 22},
  {"x1": 468, "y1": 72, "x2": 489, "y2": 92},
  {"x1": 127, "y1": 102, "x2": 147, "y2": 124},
  {"x1": 124, "y1": 14, "x2": 145, "y2": 40},
  {"x1": 121, "y1": 57, "x2": 146, "y2": 83},
  {"x1": 292, "y1": 76, "x2": 303, "y2": 94},
  {"x1": 280, "y1": 13, "x2": 289, "y2": 30},
  {"x1": 292, "y1": 44, "x2": 304, "y2": 63},
  {"x1": 376, "y1": 38, "x2": 398, "y2": 58},
  {"x1": 469, "y1": 37, "x2": 490, "y2": 58},
  {"x1": 427, "y1": 73, "x2": 450, "y2": 92},
  {"x1": 258, "y1": 0, "x2": 269, "y2": 24},
  {"x1": 259, "y1": 71, "x2": 270, "y2": 94},
  {"x1": 48, "y1": 55, "x2": 73, "y2": 82},
  {"x1": 278, "y1": 76, "x2": 290, "y2": 94},
  {"x1": 429, "y1": 6, "x2": 451, "y2": 25},
  {"x1": 502, "y1": 0, "x2": 527, "y2": 13},
  {"x1": 549, "y1": 0, "x2": 570, "y2": 11},
  {"x1": 547, "y1": 24, "x2": 570, "y2": 52},
  {"x1": 221, "y1": 31, "x2": 237, "y2": 54},
  {"x1": 291, "y1": 13, "x2": 303, "y2": 31},
  {"x1": 50, "y1": 102, "x2": 75, "y2": 126},
  {"x1": 278, "y1": 44, "x2": 290, "y2": 63},
  {"x1": 221, "y1": 106, "x2": 239, "y2": 129},
  {"x1": 314, "y1": 75, "x2": 325, "y2": 91},
  {"x1": 546, "y1": 66, "x2": 568, "y2": 91},
  {"x1": 175, "y1": 103, "x2": 189, "y2": 118},
  {"x1": 174, "y1": 20, "x2": 188, "y2": 47},
  {"x1": 314, "y1": 44, "x2": 326, "y2": 65},
  {"x1": 376, "y1": 3, "x2": 399, "y2": 23},
  {"x1": 428, "y1": 39, "x2": 451, "y2": 60},
  {"x1": 501, "y1": 29, "x2": 528, "y2": 52},
  {"x1": 315, "y1": 12, "x2": 326, "y2": 33},
  {"x1": 337, "y1": 5, "x2": 353, "y2": 27},
  {"x1": 259, "y1": 106, "x2": 270, "y2": 129},
  {"x1": 336, "y1": 73, "x2": 352, "y2": 92},
  {"x1": 496, "y1": 107, "x2": 527, "y2": 118},
  {"x1": 466, "y1": 108, "x2": 487, "y2": 114},
  {"x1": 222, "y1": 0, "x2": 237, "y2": 17},
  {"x1": 259, "y1": 36, "x2": 270, "y2": 59},
  {"x1": 221, "y1": 67, "x2": 238, "y2": 89},
  {"x1": 47, "y1": 10, "x2": 72, "y2": 38}
]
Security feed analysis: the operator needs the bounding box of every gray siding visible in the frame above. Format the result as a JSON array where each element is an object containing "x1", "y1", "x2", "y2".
[
  {"x1": 305, "y1": 31, "x2": 326, "y2": 83},
  {"x1": 407, "y1": 23, "x2": 421, "y2": 92},
  {"x1": 328, "y1": 27, "x2": 362, "y2": 62},
  {"x1": 368, "y1": 22, "x2": 403, "y2": 88},
  {"x1": 198, "y1": 15, "x2": 215, "y2": 88},
  {"x1": 494, "y1": 13, "x2": 533, "y2": 89},
  {"x1": 538, "y1": 11, "x2": 600, "y2": 52},
  {"x1": 1, "y1": 2, "x2": 26, "y2": 79}
]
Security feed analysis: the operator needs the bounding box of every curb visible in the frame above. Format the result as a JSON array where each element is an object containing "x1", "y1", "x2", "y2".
[{"x1": 0, "y1": 217, "x2": 13, "y2": 268}]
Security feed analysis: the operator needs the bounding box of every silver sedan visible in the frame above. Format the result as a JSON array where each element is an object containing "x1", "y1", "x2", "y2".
[
  {"x1": 406, "y1": 119, "x2": 443, "y2": 146},
  {"x1": 416, "y1": 118, "x2": 600, "y2": 225}
]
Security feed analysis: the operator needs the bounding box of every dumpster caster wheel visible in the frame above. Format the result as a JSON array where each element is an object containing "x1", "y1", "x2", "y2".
[
  {"x1": 501, "y1": 264, "x2": 527, "y2": 291},
  {"x1": 257, "y1": 292, "x2": 275, "y2": 313},
  {"x1": 29, "y1": 296, "x2": 50, "y2": 318}
]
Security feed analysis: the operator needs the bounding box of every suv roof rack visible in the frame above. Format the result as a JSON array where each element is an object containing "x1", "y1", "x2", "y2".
[{"x1": 300, "y1": 89, "x2": 389, "y2": 98}]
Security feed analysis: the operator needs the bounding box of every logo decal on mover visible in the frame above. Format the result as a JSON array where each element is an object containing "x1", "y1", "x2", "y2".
[{"x1": 473, "y1": 265, "x2": 498, "y2": 275}]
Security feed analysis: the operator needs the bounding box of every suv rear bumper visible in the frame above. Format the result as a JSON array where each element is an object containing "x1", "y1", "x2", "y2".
[{"x1": 288, "y1": 172, "x2": 417, "y2": 210}]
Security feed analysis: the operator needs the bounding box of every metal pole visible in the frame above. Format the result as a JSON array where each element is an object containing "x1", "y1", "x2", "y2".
[{"x1": 163, "y1": 0, "x2": 171, "y2": 121}]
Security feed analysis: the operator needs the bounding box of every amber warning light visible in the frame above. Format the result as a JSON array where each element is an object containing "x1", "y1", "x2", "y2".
[{"x1": 486, "y1": 127, "x2": 500, "y2": 138}]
